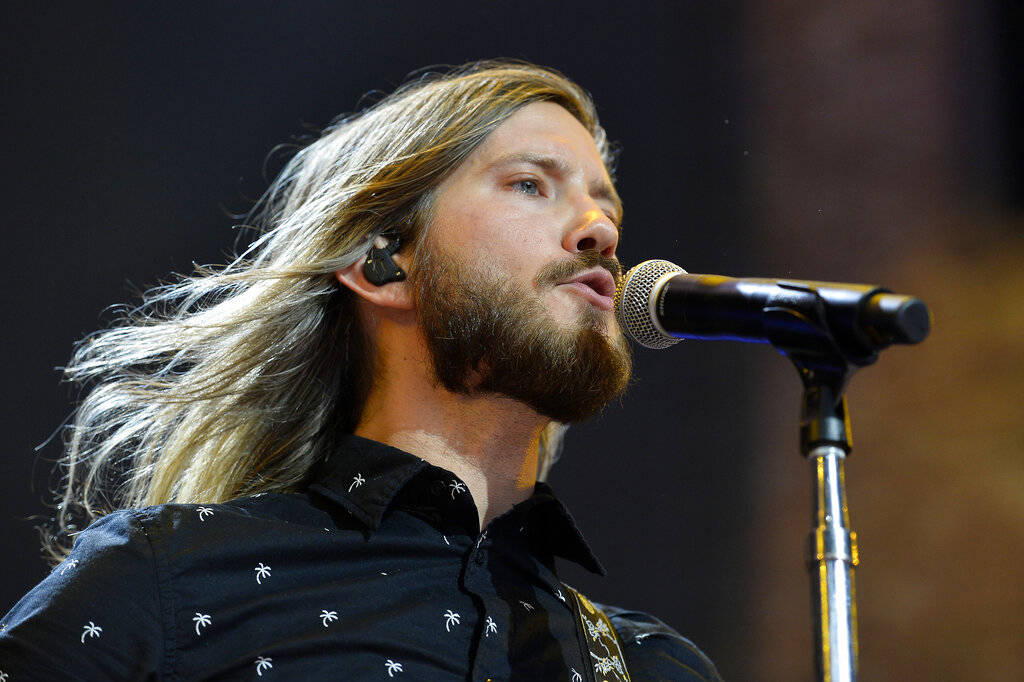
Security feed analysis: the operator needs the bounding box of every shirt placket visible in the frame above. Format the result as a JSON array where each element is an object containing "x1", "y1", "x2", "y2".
[{"x1": 462, "y1": 527, "x2": 512, "y2": 682}]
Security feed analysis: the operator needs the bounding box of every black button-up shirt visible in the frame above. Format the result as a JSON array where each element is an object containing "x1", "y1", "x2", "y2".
[{"x1": 1, "y1": 435, "x2": 720, "y2": 680}]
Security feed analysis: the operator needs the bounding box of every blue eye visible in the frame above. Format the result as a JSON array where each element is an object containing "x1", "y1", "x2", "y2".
[{"x1": 511, "y1": 179, "x2": 540, "y2": 195}]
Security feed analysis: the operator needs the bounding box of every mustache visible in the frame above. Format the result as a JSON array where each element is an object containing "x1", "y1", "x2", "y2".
[{"x1": 534, "y1": 250, "x2": 622, "y2": 289}]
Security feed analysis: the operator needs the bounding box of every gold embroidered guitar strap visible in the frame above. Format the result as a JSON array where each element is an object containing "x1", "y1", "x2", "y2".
[{"x1": 564, "y1": 584, "x2": 632, "y2": 682}]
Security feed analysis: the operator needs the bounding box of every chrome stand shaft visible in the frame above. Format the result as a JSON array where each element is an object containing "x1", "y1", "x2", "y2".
[{"x1": 808, "y1": 444, "x2": 859, "y2": 682}]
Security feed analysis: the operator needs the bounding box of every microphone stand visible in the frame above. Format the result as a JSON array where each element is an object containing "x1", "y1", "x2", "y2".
[
  {"x1": 757, "y1": 283, "x2": 897, "y2": 682},
  {"x1": 620, "y1": 263, "x2": 931, "y2": 680},
  {"x1": 793, "y1": 366, "x2": 858, "y2": 682}
]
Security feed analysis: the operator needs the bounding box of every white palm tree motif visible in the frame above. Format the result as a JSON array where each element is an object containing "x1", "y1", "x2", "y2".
[
  {"x1": 192, "y1": 612, "x2": 211, "y2": 635},
  {"x1": 519, "y1": 600, "x2": 535, "y2": 612},
  {"x1": 197, "y1": 506, "x2": 214, "y2": 521},
  {"x1": 0, "y1": 670, "x2": 8, "y2": 681},
  {"x1": 80, "y1": 621, "x2": 102, "y2": 643},
  {"x1": 571, "y1": 668, "x2": 582, "y2": 682},
  {"x1": 254, "y1": 656, "x2": 273, "y2": 676},
  {"x1": 484, "y1": 616, "x2": 497, "y2": 637},
  {"x1": 61, "y1": 558, "x2": 80, "y2": 576},
  {"x1": 319, "y1": 610, "x2": 338, "y2": 627},
  {"x1": 254, "y1": 562, "x2": 272, "y2": 584},
  {"x1": 443, "y1": 609, "x2": 461, "y2": 632},
  {"x1": 555, "y1": 587, "x2": 566, "y2": 603},
  {"x1": 348, "y1": 473, "x2": 365, "y2": 492},
  {"x1": 384, "y1": 659, "x2": 403, "y2": 676},
  {"x1": 449, "y1": 480, "x2": 466, "y2": 498}
]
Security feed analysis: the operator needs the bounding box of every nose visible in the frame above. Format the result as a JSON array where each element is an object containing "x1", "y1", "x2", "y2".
[{"x1": 562, "y1": 207, "x2": 618, "y2": 258}]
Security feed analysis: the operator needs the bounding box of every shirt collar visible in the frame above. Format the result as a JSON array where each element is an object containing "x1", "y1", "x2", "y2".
[
  {"x1": 308, "y1": 434, "x2": 429, "y2": 531},
  {"x1": 307, "y1": 434, "x2": 604, "y2": 575},
  {"x1": 506, "y1": 480, "x2": 606, "y2": 575}
]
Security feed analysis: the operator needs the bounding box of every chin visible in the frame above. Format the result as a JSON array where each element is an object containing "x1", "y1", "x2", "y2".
[{"x1": 551, "y1": 296, "x2": 611, "y2": 328}]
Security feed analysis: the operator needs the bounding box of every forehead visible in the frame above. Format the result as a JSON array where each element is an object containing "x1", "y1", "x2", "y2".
[
  {"x1": 455, "y1": 102, "x2": 620, "y2": 207},
  {"x1": 474, "y1": 101, "x2": 604, "y2": 162}
]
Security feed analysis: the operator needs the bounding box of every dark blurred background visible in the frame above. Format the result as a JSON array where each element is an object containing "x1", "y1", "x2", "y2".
[{"x1": 3, "y1": 2, "x2": 1022, "y2": 680}]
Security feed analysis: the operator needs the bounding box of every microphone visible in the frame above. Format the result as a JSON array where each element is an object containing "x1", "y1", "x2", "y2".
[{"x1": 614, "y1": 260, "x2": 931, "y2": 359}]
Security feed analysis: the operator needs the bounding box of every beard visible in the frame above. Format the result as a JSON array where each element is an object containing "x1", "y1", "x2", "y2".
[{"x1": 410, "y1": 244, "x2": 633, "y2": 423}]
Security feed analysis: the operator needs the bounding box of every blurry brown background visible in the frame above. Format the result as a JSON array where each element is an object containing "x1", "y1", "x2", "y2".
[
  {"x1": 3, "y1": 2, "x2": 1021, "y2": 679},
  {"x1": 746, "y1": 2, "x2": 1024, "y2": 679}
]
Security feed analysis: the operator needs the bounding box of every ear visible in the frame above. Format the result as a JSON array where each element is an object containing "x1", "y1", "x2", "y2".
[{"x1": 334, "y1": 252, "x2": 415, "y2": 311}]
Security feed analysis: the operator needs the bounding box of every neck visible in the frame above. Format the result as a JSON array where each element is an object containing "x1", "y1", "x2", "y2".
[{"x1": 354, "y1": 337, "x2": 546, "y2": 530}]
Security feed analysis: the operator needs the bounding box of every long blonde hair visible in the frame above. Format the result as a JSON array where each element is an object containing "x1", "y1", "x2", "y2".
[{"x1": 47, "y1": 60, "x2": 616, "y2": 562}]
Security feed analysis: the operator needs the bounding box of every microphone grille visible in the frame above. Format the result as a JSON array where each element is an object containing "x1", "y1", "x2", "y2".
[{"x1": 614, "y1": 259, "x2": 686, "y2": 349}]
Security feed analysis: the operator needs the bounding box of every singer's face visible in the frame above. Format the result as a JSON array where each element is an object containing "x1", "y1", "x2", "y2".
[
  {"x1": 407, "y1": 102, "x2": 632, "y2": 422},
  {"x1": 423, "y1": 101, "x2": 623, "y2": 332}
]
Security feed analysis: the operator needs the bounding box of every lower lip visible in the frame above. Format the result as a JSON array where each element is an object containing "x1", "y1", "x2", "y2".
[{"x1": 560, "y1": 282, "x2": 614, "y2": 311}]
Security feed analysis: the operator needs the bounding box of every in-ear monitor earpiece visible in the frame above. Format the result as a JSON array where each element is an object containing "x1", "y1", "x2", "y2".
[{"x1": 363, "y1": 234, "x2": 407, "y2": 286}]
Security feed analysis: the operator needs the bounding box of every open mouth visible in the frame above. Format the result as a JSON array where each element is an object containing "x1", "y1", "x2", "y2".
[{"x1": 558, "y1": 268, "x2": 616, "y2": 310}]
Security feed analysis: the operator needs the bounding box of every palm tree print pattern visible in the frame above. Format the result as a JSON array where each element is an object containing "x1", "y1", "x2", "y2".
[
  {"x1": 196, "y1": 507, "x2": 214, "y2": 521},
  {"x1": 484, "y1": 616, "x2": 497, "y2": 637},
  {"x1": 319, "y1": 610, "x2": 338, "y2": 627},
  {"x1": 192, "y1": 612, "x2": 211, "y2": 635},
  {"x1": 443, "y1": 609, "x2": 460, "y2": 632},
  {"x1": 254, "y1": 656, "x2": 273, "y2": 676},
  {"x1": 385, "y1": 659, "x2": 403, "y2": 676},
  {"x1": 254, "y1": 563, "x2": 272, "y2": 584},
  {"x1": 348, "y1": 473, "x2": 365, "y2": 492},
  {"x1": 448, "y1": 480, "x2": 466, "y2": 498},
  {"x1": 80, "y1": 622, "x2": 102, "y2": 643}
]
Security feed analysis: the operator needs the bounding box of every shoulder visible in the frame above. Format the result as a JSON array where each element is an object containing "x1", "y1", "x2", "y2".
[
  {"x1": 50, "y1": 507, "x2": 159, "y2": 583},
  {"x1": 4, "y1": 493, "x2": 318, "y2": 606},
  {"x1": 0, "y1": 494, "x2": 333, "y2": 679},
  {"x1": 5, "y1": 507, "x2": 161, "y2": 615},
  {"x1": 97, "y1": 492, "x2": 337, "y2": 551},
  {"x1": 596, "y1": 602, "x2": 724, "y2": 682},
  {"x1": 1, "y1": 509, "x2": 166, "y2": 679}
]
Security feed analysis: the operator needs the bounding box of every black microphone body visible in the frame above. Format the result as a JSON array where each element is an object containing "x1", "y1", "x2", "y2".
[
  {"x1": 659, "y1": 274, "x2": 928, "y2": 353},
  {"x1": 616, "y1": 261, "x2": 931, "y2": 365}
]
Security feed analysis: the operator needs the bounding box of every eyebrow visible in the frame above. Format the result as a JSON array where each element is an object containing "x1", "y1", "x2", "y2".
[{"x1": 487, "y1": 151, "x2": 623, "y2": 228}]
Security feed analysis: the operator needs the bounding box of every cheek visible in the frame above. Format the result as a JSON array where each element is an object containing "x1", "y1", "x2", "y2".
[
  {"x1": 486, "y1": 226, "x2": 555, "y2": 284},
  {"x1": 438, "y1": 206, "x2": 552, "y2": 279}
]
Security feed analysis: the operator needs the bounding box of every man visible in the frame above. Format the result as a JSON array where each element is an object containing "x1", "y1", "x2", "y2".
[{"x1": 1, "y1": 61, "x2": 720, "y2": 680}]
